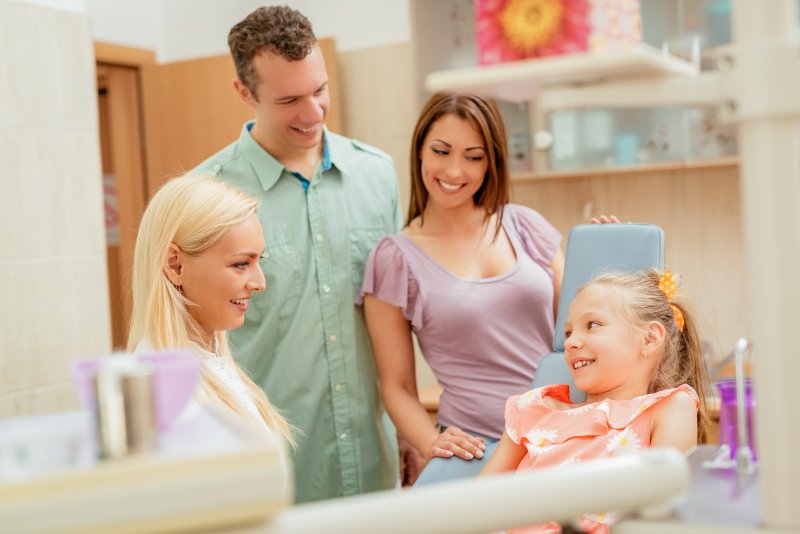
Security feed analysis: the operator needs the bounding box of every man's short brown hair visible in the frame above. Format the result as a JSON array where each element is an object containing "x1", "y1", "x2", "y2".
[{"x1": 228, "y1": 5, "x2": 317, "y2": 95}]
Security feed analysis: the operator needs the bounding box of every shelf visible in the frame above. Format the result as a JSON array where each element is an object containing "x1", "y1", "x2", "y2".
[
  {"x1": 425, "y1": 44, "x2": 699, "y2": 103},
  {"x1": 511, "y1": 157, "x2": 739, "y2": 182}
]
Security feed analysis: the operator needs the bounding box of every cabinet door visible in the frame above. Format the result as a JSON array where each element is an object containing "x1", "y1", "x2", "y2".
[{"x1": 139, "y1": 54, "x2": 254, "y2": 196}]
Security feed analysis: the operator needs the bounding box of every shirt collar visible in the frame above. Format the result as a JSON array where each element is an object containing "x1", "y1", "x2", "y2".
[{"x1": 239, "y1": 121, "x2": 340, "y2": 192}]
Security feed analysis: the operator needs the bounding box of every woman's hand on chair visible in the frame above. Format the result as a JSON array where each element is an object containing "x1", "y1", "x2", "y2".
[
  {"x1": 426, "y1": 426, "x2": 486, "y2": 461},
  {"x1": 590, "y1": 214, "x2": 621, "y2": 224}
]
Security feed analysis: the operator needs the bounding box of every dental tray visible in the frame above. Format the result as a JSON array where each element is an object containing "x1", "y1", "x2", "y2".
[{"x1": 0, "y1": 404, "x2": 289, "y2": 534}]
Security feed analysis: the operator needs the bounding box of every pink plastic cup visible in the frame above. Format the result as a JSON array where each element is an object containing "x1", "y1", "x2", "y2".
[{"x1": 71, "y1": 350, "x2": 202, "y2": 431}]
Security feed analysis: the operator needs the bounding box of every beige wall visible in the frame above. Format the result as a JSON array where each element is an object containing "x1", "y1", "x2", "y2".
[
  {"x1": 338, "y1": 42, "x2": 418, "y2": 214},
  {"x1": 0, "y1": 1, "x2": 111, "y2": 418}
]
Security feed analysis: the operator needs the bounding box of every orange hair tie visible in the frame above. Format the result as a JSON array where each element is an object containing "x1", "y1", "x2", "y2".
[{"x1": 657, "y1": 271, "x2": 685, "y2": 332}]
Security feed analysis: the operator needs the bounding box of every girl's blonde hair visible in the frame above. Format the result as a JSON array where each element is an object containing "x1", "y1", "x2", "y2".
[
  {"x1": 127, "y1": 174, "x2": 293, "y2": 445},
  {"x1": 579, "y1": 269, "x2": 711, "y2": 443}
]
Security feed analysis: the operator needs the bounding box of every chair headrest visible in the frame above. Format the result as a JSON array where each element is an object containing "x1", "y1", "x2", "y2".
[{"x1": 553, "y1": 224, "x2": 665, "y2": 351}]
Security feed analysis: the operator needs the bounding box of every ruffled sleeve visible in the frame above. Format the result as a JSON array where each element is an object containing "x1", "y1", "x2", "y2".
[
  {"x1": 504, "y1": 385, "x2": 572, "y2": 444},
  {"x1": 506, "y1": 204, "x2": 561, "y2": 277},
  {"x1": 355, "y1": 236, "x2": 424, "y2": 329},
  {"x1": 504, "y1": 384, "x2": 699, "y2": 447},
  {"x1": 601, "y1": 384, "x2": 700, "y2": 430}
]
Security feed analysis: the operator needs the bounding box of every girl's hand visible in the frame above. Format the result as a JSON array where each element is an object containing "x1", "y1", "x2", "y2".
[
  {"x1": 426, "y1": 426, "x2": 486, "y2": 461},
  {"x1": 590, "y1": 214, "x2": 621, "y2": 224}
]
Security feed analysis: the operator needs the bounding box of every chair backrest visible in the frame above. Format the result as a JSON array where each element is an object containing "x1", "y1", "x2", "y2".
[{"x1": 532, "y1": 223, "x2": 665, "y2": 402}]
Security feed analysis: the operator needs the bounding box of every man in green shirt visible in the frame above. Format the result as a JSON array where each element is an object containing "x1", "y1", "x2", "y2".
[{"x1": 194, "y1": 6, "x2": 401, "y2": 502}]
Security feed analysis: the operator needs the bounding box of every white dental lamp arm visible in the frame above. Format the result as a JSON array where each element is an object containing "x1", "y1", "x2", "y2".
[{"x1": 246, "y1": 448, "x2": 689, "y2": 534}]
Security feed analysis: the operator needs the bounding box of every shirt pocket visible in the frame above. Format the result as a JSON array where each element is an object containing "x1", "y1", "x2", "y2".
[
  {"x1": 349, "y1": 227, "x2": 389, "y2": 298},
  {"x1": 249, "y1": 239, "x2": 301, "y2": 324}
]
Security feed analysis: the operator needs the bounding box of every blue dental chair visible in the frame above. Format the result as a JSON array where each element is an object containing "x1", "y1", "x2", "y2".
[
  {"x1": 415, "y1": 222, "x2": 666, "y2": 485},
  {"x1": 532, "y1": 223, "x2": 666, "y2": 402}
]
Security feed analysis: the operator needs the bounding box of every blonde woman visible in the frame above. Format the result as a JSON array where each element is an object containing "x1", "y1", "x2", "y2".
[{"x1": 127, "y1": 175, "x2": 293, "y2": 451}]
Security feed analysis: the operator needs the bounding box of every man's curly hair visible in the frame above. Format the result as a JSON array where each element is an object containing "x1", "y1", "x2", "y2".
[{"x1": 228, "y1": 6, "x2": 317, "y2": 97}]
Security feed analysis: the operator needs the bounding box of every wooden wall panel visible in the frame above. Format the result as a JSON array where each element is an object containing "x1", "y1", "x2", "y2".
[
  {"x1": 140, "y1": 54, "x2": 254, "y2": 196},
  {"x1": 319, "y1": 38, "x2": 343, "y2": 135},
  {"x1": 94, "y1": 41, "x2": 155, "y2": 67},
  {"x1": 338, "y1": 42, "x2": 417, "y2": 213},
  {"x1": 512, "y1": 164, "x2": 746, "y2": 360}
]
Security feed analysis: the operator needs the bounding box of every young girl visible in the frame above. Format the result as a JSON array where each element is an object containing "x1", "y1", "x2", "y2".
[
  {"x1": 126, "y1": 175, "x2": 293, "y2": 448},
  {"x1": 481, "y1": 269, "x2": 710, "y2": 533}
]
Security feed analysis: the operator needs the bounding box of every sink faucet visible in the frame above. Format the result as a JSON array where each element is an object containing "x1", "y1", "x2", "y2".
[{"x1": 732, "y1": 338, "x2": 755, "y2": 477}]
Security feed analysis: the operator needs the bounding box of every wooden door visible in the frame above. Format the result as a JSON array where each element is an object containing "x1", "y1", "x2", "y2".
[{"x1": 96, "y1": 63, "x2": 147, "y2": 349}]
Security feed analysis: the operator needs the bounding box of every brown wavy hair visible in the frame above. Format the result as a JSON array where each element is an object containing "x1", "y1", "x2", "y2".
[
  {"x1": 408, "y1": 92, "x2": 510, "y2": 234},
  {"x1": 228, "y1": 6, "x2": 317, "y2": 97}
]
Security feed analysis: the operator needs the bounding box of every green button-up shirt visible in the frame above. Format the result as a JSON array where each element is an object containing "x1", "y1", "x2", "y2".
[{"x1": 195, "y1": 122, "x2": 402, "y2": 503}]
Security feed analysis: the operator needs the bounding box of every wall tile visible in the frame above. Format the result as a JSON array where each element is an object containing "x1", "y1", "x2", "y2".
[
  {"x1": 0, "y1": 1, "x2": 109, "y2": 419},
  {"x1": 0, "y1": 257, "x2": 111, "y2": 396},
  {"x1": 0, "y1": 1, "x2": 60, "y2": 131},
  {"x1": 0, "y1": 383, "x2": 79, "y2": 420},
  {"x1": 0, "y1": 130, "x2": 104, "y2": 261},
  {"x1": 55, "y1": 10, "x2": 98, "y2": 135}
]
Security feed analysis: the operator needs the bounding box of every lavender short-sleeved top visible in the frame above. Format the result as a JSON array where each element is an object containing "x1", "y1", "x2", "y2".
[{"x1": 357, "y1": 204, "x2": 561, "y2": 440}]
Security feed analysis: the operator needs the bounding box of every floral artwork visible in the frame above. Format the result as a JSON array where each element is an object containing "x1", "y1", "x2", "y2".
[
  {"x1": 475, "y1": 0, "x2": 641, "y2": 65},
  {"x1": 589, "y1": 0, "x2": 641, "y2": 52}
]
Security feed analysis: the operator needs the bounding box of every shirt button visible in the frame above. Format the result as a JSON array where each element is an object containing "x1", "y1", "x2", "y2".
[
  {"x1": 367, "y1": 231, "x2": 374, "y2": 239},
  {"x1": 315, "y1": 234, "x2": 324, "y2": 242},
  {"x1": 323, "y1": 285, "x2": 331, "y2": 293},
  {"x1": 340, "y1": 433, "x2": 348, "y2": 440},
  {"x1": 335, "y1": 384, "x2": 342, "y2": 392},
  {"x1": 329, "y1": 334, "x2": 337, "y2": 342}
]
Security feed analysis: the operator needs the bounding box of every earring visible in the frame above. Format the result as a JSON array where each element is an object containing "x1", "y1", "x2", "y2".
[
  {"x1": 173, "y1": 283, "x2": 183, "y2": 294},
  {"x1": 643, "y1": 349, "x2": 648, "y2": 359}
]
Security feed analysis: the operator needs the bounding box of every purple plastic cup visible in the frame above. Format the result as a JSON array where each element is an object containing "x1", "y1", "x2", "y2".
[
  {"x1": 716, "y1": 378, "x2": 756, "y2": 461},
  {"x1": 71, "y1": 350, "x2": 202, "y2": 431}
]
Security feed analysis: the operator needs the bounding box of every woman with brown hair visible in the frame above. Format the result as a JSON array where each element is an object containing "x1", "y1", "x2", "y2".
[{"x1": 358, "y1": 92, "x2": 565, "y2": 485}]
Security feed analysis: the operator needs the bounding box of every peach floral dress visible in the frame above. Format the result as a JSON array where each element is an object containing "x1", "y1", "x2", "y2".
[{"x1": 505, "y1": 383, "x2": 699, "y2": 534}]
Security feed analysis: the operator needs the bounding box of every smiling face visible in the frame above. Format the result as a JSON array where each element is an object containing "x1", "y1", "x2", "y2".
[
  {"x1": 236, "y1": 45, "x2": 329, "y2": 160},
  {"x1": 419, "y1": 113, "x2": 489, "y2": 211},
  {"x1": 176, "y1": 213, "x2": 266, "y2": 343},
  {"x1": 563, "y1": 285, "x2": 656, "y2": 401}
]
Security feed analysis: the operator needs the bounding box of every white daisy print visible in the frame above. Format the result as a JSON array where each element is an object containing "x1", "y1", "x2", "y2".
[
  {"x1": 516, "y1": 390, "x2": 539, "y2": 409},
  {"x1": 565, "y1": 403, "x2": 594, "y2": 416},
  {"x1": 524, "y1": 429, "x2": 558, "y2": 456},
  {"x1": 606, "y1": 427, "x2": 641, "y2": 455}
]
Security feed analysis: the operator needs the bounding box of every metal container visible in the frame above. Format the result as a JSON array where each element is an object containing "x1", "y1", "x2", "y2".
[{"x1": 94, "y1": 357, "x2": 157, "y2": 459}]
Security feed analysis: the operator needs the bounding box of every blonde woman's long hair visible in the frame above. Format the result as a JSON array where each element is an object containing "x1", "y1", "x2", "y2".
[{"x1": 127, "y1": 175, "x2": 293, "y2": 445}]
